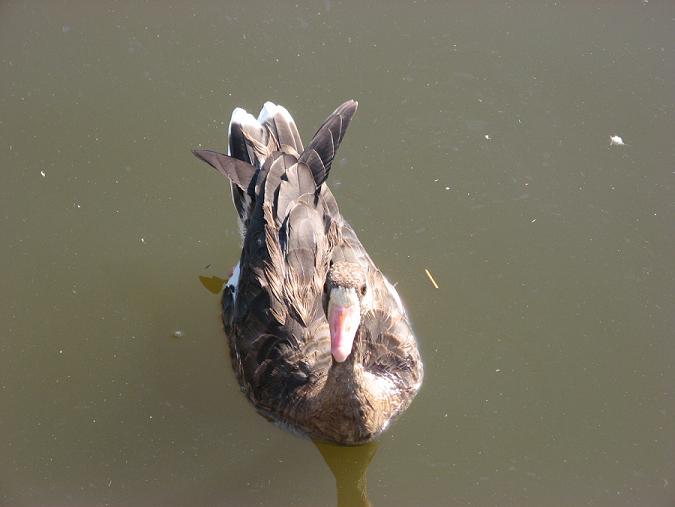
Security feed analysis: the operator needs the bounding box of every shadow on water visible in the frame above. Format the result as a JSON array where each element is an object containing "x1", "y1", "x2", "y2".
[{"x1": 313, "y1": 439, "x2": 379, "y2": 507}]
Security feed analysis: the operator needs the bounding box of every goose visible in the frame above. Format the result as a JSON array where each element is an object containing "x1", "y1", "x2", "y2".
[{"x1": 192, "y1": 100, "x2": 423, "y2": 445}]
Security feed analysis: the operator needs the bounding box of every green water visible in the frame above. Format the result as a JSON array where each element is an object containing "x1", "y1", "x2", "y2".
[{"x1": 2, "y1": 1, "x2": 674, "y2": 506}]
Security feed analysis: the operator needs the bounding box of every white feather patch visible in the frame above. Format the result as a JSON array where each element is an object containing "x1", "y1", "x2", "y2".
[
  {"x1": 228, "y1": 107, "x2": 260, "y2": 155},
  {"x1": 228, "y1": 262, "x2": 240, "y2": 303},
  {"x1": 257, "y1": 101, "x2": 278, "y2": 124},
  {"x1": 257, "y1": 101, "x2": 295, "y2": 125},
  {"x1": 229, "y1": 107, "x2": 260, "y2": 133}
]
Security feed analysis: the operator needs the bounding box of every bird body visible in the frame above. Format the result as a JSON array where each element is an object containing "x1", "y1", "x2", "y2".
[{"x1": 193, "y1": 100, "x2": 423, "y2": 445}]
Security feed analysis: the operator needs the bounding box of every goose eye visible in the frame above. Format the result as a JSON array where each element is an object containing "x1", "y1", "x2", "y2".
[{"x1": 360, "y1": 284, "x2": 367, "y2": 296}]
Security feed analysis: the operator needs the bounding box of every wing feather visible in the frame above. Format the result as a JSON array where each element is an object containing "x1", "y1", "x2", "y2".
[{"x1": 299, "y1": 99, "x2": 358, "y2": 186}]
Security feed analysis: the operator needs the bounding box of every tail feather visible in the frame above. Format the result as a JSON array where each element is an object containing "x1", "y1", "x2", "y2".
[
  {"x1": 228, "y1": 108, "x2": 264, "y2": 165},
  {"x1": 191, "y1": 149, "x2": 256, "y2": 193},
  {"x1": 258, "y1": 102, "x2": 304, "y2": 155},
  {"x1": 191, "y1": 149, "x2": 256, "y2": 238},
  {"x1": 194, "y1": 99, "x2": 358, "y2": 241},
  {"x1": 299, "y1": 100, "x2": 358, "y2": 187}
]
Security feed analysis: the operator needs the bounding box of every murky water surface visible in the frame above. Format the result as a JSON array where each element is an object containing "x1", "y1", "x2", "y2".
[{"x1": 2, "y1": 1, "x2": 674, "y2": 506}]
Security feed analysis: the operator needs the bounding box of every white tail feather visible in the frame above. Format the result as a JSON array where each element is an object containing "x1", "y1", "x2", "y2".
[
  {"x1": 258, "y1": 101, "x2": 295, "y2": 125},
  {"x1": 227, "y1": 107, "x2": 261, "y2": 156}
]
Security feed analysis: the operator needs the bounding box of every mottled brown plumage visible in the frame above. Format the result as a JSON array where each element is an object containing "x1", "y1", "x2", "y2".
[{"x1": 193, "y1": 100, "x2": 423, "y2": 445}]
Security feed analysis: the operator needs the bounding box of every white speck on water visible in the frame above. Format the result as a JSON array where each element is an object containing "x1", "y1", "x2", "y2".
[
  {"x1": 495, "y1": 368, "x2": 502, "y2": 372},
  {"x1": 74, "y1": 203, "x2": 81, "y2": 209},
  {"x1": 40, "y1": 170, "x2": 46, "y2": 177},
  {"x1": 610, "y1": 135, "x2": 626, "y2": 146},
  {"x1": 484, "y1": 134, "x2": 491, "y2": 140},
  {"x1": 59, "y1": 349, "x2": 63, "y2": 354},
  {"x1": 172, "y1": 330, "x2": 184, "y2": 338},
  {"x1": 445, "y1": 186, "x2": 451, "y2": 190},
  {"x1": 531, "y1": 218, "x2": 537, "y2": 223},
  {"x1": 140, "y1": 237, "x2": 145, "y2": 243}
]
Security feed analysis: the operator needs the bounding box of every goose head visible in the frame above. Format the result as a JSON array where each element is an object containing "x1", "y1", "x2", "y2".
[{"x1": 326, "y1": 261, "x2": 369, "y2": 363}]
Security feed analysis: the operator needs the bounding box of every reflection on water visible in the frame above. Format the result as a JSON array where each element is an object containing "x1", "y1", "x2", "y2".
[
  {"x1": 314, "y1": 439, "x2": 378, "y2": 507},
  {"x1": 198, "y1": 274, "x2": 227, "y2": 294}
]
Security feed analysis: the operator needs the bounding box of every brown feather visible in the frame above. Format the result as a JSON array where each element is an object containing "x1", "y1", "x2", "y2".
[{"x1": 199, "y1": 100, "x2": 423, "y2": 445}]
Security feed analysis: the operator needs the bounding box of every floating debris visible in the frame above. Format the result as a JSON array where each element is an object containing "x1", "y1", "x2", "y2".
[
  {"x1": 424, "y1": 268, "x2": 439, "y2": 289},
  {"x1": 609, "y1": 135, "x2": 627, "y2": 146},
  {"x1": 483, "y1": 134, "x2": 491, "y2": 140},
  {"x1": 172, "y1": 330, "x2": 184, "y2": 339},
  {"x1": 40, "y1": 170, "x2": 46, "y2": 177}
]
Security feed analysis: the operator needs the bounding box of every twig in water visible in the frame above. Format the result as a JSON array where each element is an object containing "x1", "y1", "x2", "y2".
[{"x1": 425, "y1": 268, "x2": 439, "y2": 289}]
